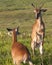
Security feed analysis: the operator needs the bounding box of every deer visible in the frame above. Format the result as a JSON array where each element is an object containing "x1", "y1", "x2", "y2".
[
  {"x1": 7, "y1": 27, "x2": 33, "y2": 65},
  {"x1": 31, "y1": 3, "x2": 47, "y2": 56}
]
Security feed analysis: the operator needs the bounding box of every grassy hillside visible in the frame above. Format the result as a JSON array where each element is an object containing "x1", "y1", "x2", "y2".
[
  {"x1": 0, "y1": 0, "x2": 52, "y2": 65},
  {"x1": 0, "y1": 0, "x2": 52, "y2": 11}
]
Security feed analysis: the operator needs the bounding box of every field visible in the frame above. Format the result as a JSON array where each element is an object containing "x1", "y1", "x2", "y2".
[{"x1": 0, "y1": 0, "x2": 52, "y2": 65}]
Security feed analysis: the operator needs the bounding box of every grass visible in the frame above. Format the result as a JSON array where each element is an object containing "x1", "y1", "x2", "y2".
[{"x1": 0, "y1": 0, "x2": 52, "y2": 65}]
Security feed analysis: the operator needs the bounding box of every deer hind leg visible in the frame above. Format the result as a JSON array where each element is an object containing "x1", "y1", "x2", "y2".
[
  {"x1": 39, "y1": 42, "x2": 43, "y2": 55},
  {"x1": 16, "y1": 62, "x2": 21, "y2": 65},
  {"x1": 39, "y1": 42, "x2": 44, "y2": 65},
  {"x1": 12, "y1": 58, "x2": 21, "y2": 65},
  {"x1": 29, "y1": 61, "x2": 33, "y2": 65},
  {"x1": 37, "y1": 33, "x2": 43, "y2": 55},
  {"x1": 12, "y1": 58, "x2": 16, "y2": 65}
]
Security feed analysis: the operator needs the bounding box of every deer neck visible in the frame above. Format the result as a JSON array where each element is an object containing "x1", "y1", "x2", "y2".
[
  {"x1": 36, "y1": 13, "x2": 42, "y2": 24},
  {"x1": 12, "y1": 31, "x2": 17, "y2": 43}
]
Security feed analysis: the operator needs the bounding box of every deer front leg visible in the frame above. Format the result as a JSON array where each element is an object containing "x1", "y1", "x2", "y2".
[
  {"x1": 31, "y1": 41, "x2": 35, "y2": 55},
  {"x1": 31, "y1": 40, "x2": 36, "y2": 56}
]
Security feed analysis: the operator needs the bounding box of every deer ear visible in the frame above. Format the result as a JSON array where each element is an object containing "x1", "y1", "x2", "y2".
[
  {"x1": 7, "y1": 28, "x2": 12, "y2": 31},
  {"x1": 15, "y1": 27, "x2": 21, "y2": 35},
  {"x1": 15, "y1": 26, "x2": 19, "y2": 32},
  {"x1": 31, "y1": 3, "x2": 35, "y2": 8},
  {"x1": 41, "y1": 9, "x2": 47, "y2": 12},
  {"x1": 7, "y1": 28, "x2": 12, "y2": 36}
]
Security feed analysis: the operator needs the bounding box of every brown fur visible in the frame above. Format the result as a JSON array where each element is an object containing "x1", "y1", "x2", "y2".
[{"x1": 31, "y1": 19, "x2": 45, "y2": 42}]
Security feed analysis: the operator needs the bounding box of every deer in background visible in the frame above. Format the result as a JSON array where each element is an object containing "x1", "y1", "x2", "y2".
[
  {"x1": 7, "y1": 27, "x2": 33, "y2": 65},
  {"x1": 31, "y1": 3, "x2": 47, "y2": 55}
]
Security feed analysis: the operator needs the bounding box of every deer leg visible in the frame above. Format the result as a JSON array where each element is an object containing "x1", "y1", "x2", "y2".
[
  {"x1": 31, "y1": 40, "x2": 37, "y2": 56},
  {"x1": 39, "y1": 43, "x2": 44, "y2": 65},
  {"x1": 12, "y1": 58, "x2": 21, "y2": 65},
  {"x1": 16, "y1": 61, "x2": 21, "y2": 65},
  {"x1": 31, "y1": 41, "x2": 35, "y2": 55},
  {"x1": 29, "y1": 61, "x2": 34, "y2": 65},
  {"x1": 16, "y1": 63, "x2": 21, "y2": 65},
  {"x1": 39, "y1": 42, "x2": 43, "y2": 55},
  {"x1": 12, "y1": 58, "x2": 16, "y2": 65}
]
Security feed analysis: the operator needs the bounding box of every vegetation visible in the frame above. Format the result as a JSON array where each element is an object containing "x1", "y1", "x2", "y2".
[{"x1": 0, "y1": 0, "x2": 52, "y2": 65}]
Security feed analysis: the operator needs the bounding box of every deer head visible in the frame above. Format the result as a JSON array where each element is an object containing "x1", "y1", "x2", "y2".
[
  {"x1": 31, "y1": 3, "x2": 47, "y2": 14},
  {"x1": 7, "y1": 26, "x2": 20, "y2": 36},
  {"x1": 31, "y1": 3, "x2": 47, "y2": 19}
]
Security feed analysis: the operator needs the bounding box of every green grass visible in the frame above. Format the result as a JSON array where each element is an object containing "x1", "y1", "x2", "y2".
[{"x1": 0, "y1": 0, "x2": 52, "y2": 65}]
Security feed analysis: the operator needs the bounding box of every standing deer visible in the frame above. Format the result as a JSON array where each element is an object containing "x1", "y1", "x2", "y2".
[
  {"x1": 7, "y1": 27, "x2": 33, "y2": 65},
  {"x1": 31, "y1": 3, "x2": 47, "y2": 55}
]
